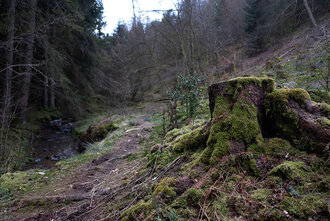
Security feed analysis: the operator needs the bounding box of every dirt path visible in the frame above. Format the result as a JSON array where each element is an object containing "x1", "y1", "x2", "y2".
[{"x1": 7, "y1": 112, "x2": 156, "y2": 221}]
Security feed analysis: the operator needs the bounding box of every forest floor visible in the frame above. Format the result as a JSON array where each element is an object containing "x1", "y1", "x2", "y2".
[{"x1": 0, "y1": 103, "x2": 168, "y2": 220}]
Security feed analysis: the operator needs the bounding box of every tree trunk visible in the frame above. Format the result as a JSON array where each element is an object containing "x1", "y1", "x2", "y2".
[
  {"x1": 44, "y1": 42, "x2": 49, "y2": 109},
  {"x1": 20, "y1": 0, "x2": 37, "y2": 122},
  {"x1": 44, "y1": 76, "x2": 49, "y2": 109},
  {"x1": 50, "y1": 76, "x2": 55, "y2": 108},
  {"x1": 2, "y1": 0, "x2": 16, "y2": 126},
  {"x1": 303, "y1": 0, "x2": 318, "y2": 28}
]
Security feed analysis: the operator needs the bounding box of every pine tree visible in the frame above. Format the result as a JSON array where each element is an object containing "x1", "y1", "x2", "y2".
[{"x1": 244, "y1": 0, "x2": 264, "y2": 56}]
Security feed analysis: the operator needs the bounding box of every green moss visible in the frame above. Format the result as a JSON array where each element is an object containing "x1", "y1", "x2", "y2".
[
  {"x1": 264, "y1": 89, "x2": 314, "y2": 151},
  {"x1": 258, "y1": 208, "x2": 287, "y2": 220},
  {"x1": 280, "y1": 195, "x2": 328, "y2": 219},
  {"x1": 227, "y1": 77, "x2": 275, "y2": 98},
  {"x1": 202, "y1": 96, "x2": 262, "y2": 164},
  {"x1": 185, "y1": 188, "x2": 204, "y2": 207},
  {"x1": 316, "y1": 117, "x2": 330, "y2": 129},
  {"x1": 251, "y1": 189, "x2": 272, "y2": 204},
  {"x1": 172, "y1": 126, "x2": 209, "y2": 153},
  {"x1": 223, "y1": 101, "x2": 261, "y2": 144},
  {"x1": 0, "y1": 171, "x2": 47, "y2": 194},
  {"x1": 120, "y1": 200, "x2": 153, "y2": 221},
  {"x1": 80, "y1": 120, "x2": 119, "y2": 142},
  {"x1": 269, "y1": 161, "x2": 308, "y2": 180},
  {"x1": 212, "y1": 94, "x2": 230, "y2": 117},
  {"x1": 310, "y1": 91, "x2": 330, "y2": 104},
  {"x1": 214, "y1": 199, "x2": 229, "y2": 218},
  {"x1": 209, "y1": 133, "x2": 231, "y2": 165},
  {"x1": 204, "y1": 78, "x2": 272, "y2": 165},
  {"x1": 264, "y1": 138, "x2": 302, "y2": 156},
  {"x1": 171, "y1": 194, "x2": 187, "y2": 208},
  {"x1": 319, "y1": 102, "x2": 330, "y2": 115},
  {"x1": 153, "y1": 177, "x2": 176, "y2": 199},
  {"x1": 225, "y1": 153, "x2": 260, "y2": 176}
]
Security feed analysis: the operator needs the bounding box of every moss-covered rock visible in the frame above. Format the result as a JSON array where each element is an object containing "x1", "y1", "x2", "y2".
[
  {"x1": 319, "y1": 102, "x2": 330, "y2": 115},
  {"x1": 269, "y1": 161, "x2": 308, "y2": 180},
  {"x1": 263, "y1": 138, "x2": 302, "y2": 156},
  {"x1": 172, "y1": 125, "x2": 209, "y2": 153},
  {"x1": 80, "y1": 118, "x2": 119, "y2": 143}
]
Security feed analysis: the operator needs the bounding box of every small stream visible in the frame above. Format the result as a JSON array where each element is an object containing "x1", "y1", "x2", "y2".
[{"x1": 23, "y1": 119, "x2": 80, "y2": 170}]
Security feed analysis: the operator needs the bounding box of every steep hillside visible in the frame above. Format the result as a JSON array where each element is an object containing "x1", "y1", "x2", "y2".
[{"x1": 1, "y1": 78, "x2": 329, "y2": 220}]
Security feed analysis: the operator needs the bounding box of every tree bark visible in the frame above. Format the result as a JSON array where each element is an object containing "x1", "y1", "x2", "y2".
[
  {"x1": 303, "y1": 0, "x2": 318, "y2": 28},
  {"x1": 50, "y1": 76, "x2": 55, "y2": 108},
  {"x1": 2, "y1": 0, "x2": 16, "y2": 126},
  {"x1": 20, "y1": 0, "x2": 37, "y2": 122},
  {"x1": 44, "y1": 76, "x2": 49, "y2": 109}
]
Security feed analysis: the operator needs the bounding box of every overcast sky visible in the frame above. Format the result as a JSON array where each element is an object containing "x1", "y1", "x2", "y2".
[{"x1": 102, "y1": 0, "x2": 177, "y2": 34}]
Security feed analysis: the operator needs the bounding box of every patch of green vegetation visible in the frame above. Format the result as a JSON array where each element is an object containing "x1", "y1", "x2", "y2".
[
  {"x1": 269, "y1": 161, "x2": 308, "y2": 180},
  {"x1": 185, "y1": 188, "x2": 204, "y2": 208},
  {"x1": 0, "y1": 170, "x2": 50, "y2": 197},
  {"x1": 56, "y1": 128, "x2": 125, "y2": 170},
  {"x1": 263, "y1": 138, "x2": 303, "y2": 156},
  {"x1": 316, "y1": 117, "x2": 330, "y2": 129},
  {"x1": 225, "y1": 153, "x2": 260, "y2": 176},
  {"x1": 227, "y1": 77, "x2": 275, "y2": 98},
  {"x1": 265, "y1": 89, "x2": 311, "y2": 107},
  {"x1": 153, "y1": 177, "x2": 177, "y2": 200},
  {"x1": 120, "y1": 200, "x2": 153, "y2": 221},
  {"x1": 319, "y1": 102, "x2": 330, "y2": 115},
  {"x1": 215, "y1": 200, "x2": 230, "y2": 218},
  {"x1": 310, "y1": 91, "x2": 330, "y2": 104},
  {"x1": 280, "y1": 195, "x2": 328, "y2": 219},
  {"x1": 172, "y1": 126, "x2": 209, "y2": 153},
  {"x1": 164, "y1": 121, "x2": 206, "y2": 146},
  {"x1": 125, "y1": 153, "x2": 138, "y2": 162},
  {"x1": 146, "y1": 148, "x2": 178, "y2": 168},
  {"x1": 251, "y1": 188, "x2": 272, "y2": 204}
]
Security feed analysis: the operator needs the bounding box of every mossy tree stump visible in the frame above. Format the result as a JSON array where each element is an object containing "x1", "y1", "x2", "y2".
[{"x1": 202, "y1": 77, "x2": 329, "y2": 164}]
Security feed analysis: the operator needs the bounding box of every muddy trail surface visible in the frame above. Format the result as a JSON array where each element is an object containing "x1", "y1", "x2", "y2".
[
  {"x1": 23, "y1": 122, "x2": 80, "y2": 171},
  {"x1": 6, "y1": 111, "x2": 157, "y2": 221}
]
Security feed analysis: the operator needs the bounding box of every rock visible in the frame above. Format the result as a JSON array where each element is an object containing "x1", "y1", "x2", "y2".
[
  {"x1": 34, "y1": 158, "x2": 42, "y2": 163},
  {"x1": 80, "y1": 118, "x2": 119, "y2": 143},
  {"x1": 50, "y1": 118, "x2": 62, "y2": 127}
]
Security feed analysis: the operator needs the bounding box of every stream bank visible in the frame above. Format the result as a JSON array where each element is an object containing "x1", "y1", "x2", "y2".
[{"x1": 22, "y1": 120, "x2": 80, "y2": 170}]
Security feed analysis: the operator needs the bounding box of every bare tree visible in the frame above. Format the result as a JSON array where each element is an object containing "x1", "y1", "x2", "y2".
[{"x1": 303, "y1": 0, "x2": 318, "y2": 28}]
